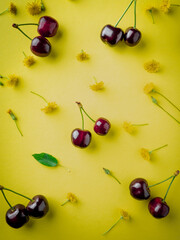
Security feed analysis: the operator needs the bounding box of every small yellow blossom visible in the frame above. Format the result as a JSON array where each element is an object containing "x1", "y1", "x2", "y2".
[
  {"x1": 90, "y1": 81, "x2": 104, "y2": 91},
  {"x1": 76, "y1": 50, "x2": 89, "y2": 61},
  {"x1": 23, "y1": 55, "x2": 35, "y2": 67},
  {"x1": 146, "y1": 6, "x2": 156, "y2": 12},
  {"x1": 67, "y1": 193, "x2": 77, "y2": 203},
  {"x1": 26, "y1": 0, "x2": 42, "y2": 15},
  {"x1": 7, "y1": 74, "x2": 19, "y2": 87},
  {"x1": 123, "y1": 121, "x2": 135, "y2": 134},
  {"x1": 140, "y1": 148, "x2": 151, "y2": 161},
  {"x1": 120, "y1": 209, "x2": 130, "y2": 220},
  {"x1": 144, "y1": 60, "x2": 160, "y2": 73},
  {"x1": 144, "y1": 83, "x2": 155, "y2": 94},
  {"x1": 160, "y1": 0, "x2": 171, "y2": 13},
  {"x1": 41, "y1": 102, "x2": 58, "y2": 113},
  {"x1": 9, "y1": 2, "x2": 17, "y2": 15}
]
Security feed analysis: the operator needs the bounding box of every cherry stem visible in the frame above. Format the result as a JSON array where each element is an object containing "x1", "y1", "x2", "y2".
[
  {"x1": 132, "y1": 123, "x2": 149, "y2": 126},
  {"x1": 148, "y1": 175, "x2": 174, "y2": 188},
  {"x1": 77, "y1": 102, "x2": 96, "y2": 123},
  {"x1": 3, "y1": 187, "x2": 33, "y2": 201},
  {"x1": 153, "y1": 90, "x2": 180, "y2": 112},
  {"x1": 148, "y1": 10, "x2": 155, "y2": 24},
  {"x1": 0, "y1": 9, "x2": 8, "y2": 16},
  {"x1": 102, "y1": 216, "x2": 123, "y2": 235},
  {"x1": 163, "y1": 171, "x2": 179, "y2": 202},
  {"x1": 114, "y1": 0, "x2": 135, "y2": 27},
  {"x1": 15, "y1": 23, "x2": 39, "y2": 27},
  {"x1": 30, "y1": 91, "x2": 48, "y2": 104},
  {"x1": 12, "y1": 24, "x2": 32, "y2": 41},
  {"x1": 134, "y1": 0, "x2": 137, "y2": 28},
  {"x1": 61, "y1": 199, "x2": 70, "y2": 206},
  {"x1": 149, "y1": 144, "x2": 168, "y2": 154},
  {"x1": 1, "y1": 189, "x2": 13, "y2": 209}
]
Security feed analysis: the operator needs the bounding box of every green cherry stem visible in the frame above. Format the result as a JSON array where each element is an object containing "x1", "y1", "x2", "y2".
[
  {"x1": 3, "y1": 187, "x2": 33, "y2": 201},
  {"x1": 148, "y1": 175, "x2": 174, "y2": 188},
  {"x1": 163, "y1": 170, "x2": 179, "y2": 202},
  {"x1": 114, "y1": 0, "x2": 135, "y2": 27},
  {"x1": 61, "y1": 199, "x2": 70, "y2": 206},
  {"x1": 149, "y1": 144, "x2": 168, "y2": 154},
  {"x1": 12, "y1": 24, "x2": 32, "y2": 41},
  {"x1": 76, "y1": 102, "x2": 96, "y2": 123},
  {"x1": 134, "y1": 0, "x2": 137, "y2": 28},
  {"x1": 102, "y1": 216, "x2": 123, "y2": 235},
  {"x1": 76, "y1": 102, "x2": 85, "y2": 130},
  {"x1": 1, "y1": 189, "x2": 13, "y2": 209},
  {"x1": 30, "y1": 91, "x2": 49, "y2": 104},
  {"x1": 15, "y1": 23, "x2": 39, "y2": 27}
]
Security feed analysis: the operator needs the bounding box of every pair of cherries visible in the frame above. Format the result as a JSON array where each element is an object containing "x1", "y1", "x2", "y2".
[
  {"x1": 13, "y1": 16, "x2": 59, "y2": 57},
  {"x1": 0, "y1": 186, "x2": 49, "y2": 228},
  {"x1": 71, "y1": 102, "x2": 111, "y2": 148},
  {"x1": 129, "y1": 171, "x2": 179, "y2": 218}
]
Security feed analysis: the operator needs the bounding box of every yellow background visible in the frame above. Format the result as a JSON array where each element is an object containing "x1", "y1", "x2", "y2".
[{"x1": 0, "y1": 0, "x2": 180, "y2": 239}]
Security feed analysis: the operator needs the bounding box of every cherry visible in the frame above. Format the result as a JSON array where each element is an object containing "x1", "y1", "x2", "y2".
[
  {"x1": 71, "y1": 129, "x2": 92, "y2": 148},
  {"x1": 94, "y1": 117, "x2": 111, "y2": 135},
  {"x1": 100, "y1": 25, "x2": 124, "y2": 46},
  {"x1": 31, "y1": 36, "x2": 51, "y2": 57},
  {"x1": 129, "y1": 178, "x2": 150, "y2": 200},
  {"x1": 124, "y1": 27, "x2": 141, "y2": 46},
  {"x1": 26, "y1": 195, "x2": 49, "y2": 218},
  {"x1": 148, "y1": 197, "x2": 169, "y2": 218},
  {"x1": 6, "y1": 204, "x2": 29, "y2": 228},
  {"x1": 38, "y1": 16, "x2": 59, "y2": 37}
]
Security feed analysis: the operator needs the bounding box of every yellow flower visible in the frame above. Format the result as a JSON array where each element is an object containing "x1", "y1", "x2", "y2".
[
  {"x1": 76, "y1": 50, "x2": 89, "y2": 61},
  {"x1": 90, "y1": 81, "x2": 104, "y2": 91},
  {"x1": 120, "y1": 209, "x2": 130, "y2": 220},
  {"x1": 26, "y1": 0, "x2": 42, "y2": 15},
  {"x1": 146, "y1": 6, "x2": 156, "y2": 12},
  {"x1": 123, "y1": 121, "x2": 135, "y2": 134},
  {"x1": 7, "y1": 74, "x2": 19, "y2": 87},
  {"x1": 160, "y1": 0, "x2": 171, "y2": 13},
  {"x1": 41, "y1": 102, "x2": 58, "y2": 113},
  {"x1": 144, "y1": 60, "x2": 160, "y2": 73},
  {"x1": 140, "y1": 148, "x2": 151, "y2": 161},
  {"x1": 9, "y1": 2, "x2": 17, "y2": 15},
  {"x1": 144, "y1": 83, "x2": 155, "y2": 94},
  {"x1": 67, "y1": 193, "x2": 77, "y2": 203},
  {"x1": 23, "y1": 56, "x2": 35, "y2": 67}
]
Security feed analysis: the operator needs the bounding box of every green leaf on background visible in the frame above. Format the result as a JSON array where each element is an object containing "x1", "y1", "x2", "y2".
[{"x1": 32, "y1": 153, "x2": 58, "y2": 167}]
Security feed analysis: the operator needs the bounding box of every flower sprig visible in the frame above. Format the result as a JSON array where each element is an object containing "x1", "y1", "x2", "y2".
[
  {"x1": 146, "y1": 6, "x2": 157, "y2": 24},
  {"x1": 89, "y1": 77, "x2": 104, "y2": 91},
  {"x1": 102, "y1": 209, "x2": 130, "y2": 235},
  {"x1": 0, "y1": 74, "x2": 19, "y2": 87},
  {"x1": 76, "y1": 50, "x2": 89, "y2": 61},
  {"x1": 144, "y1": 60, "x2": 160, "y2": 73},
  {"x1": 7, "y1": 109, "x2": 23, "y2": 136},
  {"x1": 23, "y1": 52, "x2": 36, "y2": 67},
  {"x1": 26, "y1": 0, "x2": 45, "y2": 16},
  {"x1": 31, "y1": 91, "x2": 58, "y2": 113},
  {"x1": 103, "y1": 168, "x2": 121, "y2": 184},
  {"x1": 140, "y1": 144, "x2": 168, "y2": 161},
  {"x1": 123, "y1": 121, "x2": 148, "y2": 134},
  {"x1": 61, "y1": 193, "x2": 77, "y2": 206},
  {"x1": 160, "y1": 0, "x2": 180, "y2": 13},
  {"x1": 0, "y1": 2, "x2": 17, "y2": 16}
]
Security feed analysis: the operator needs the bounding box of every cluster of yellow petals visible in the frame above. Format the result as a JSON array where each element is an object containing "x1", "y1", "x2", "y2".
[
  {"x1": 143, "y1": 83, "x2": 155, "y2": 95},
  {"x1": 160, "y1": 0, "x2": 171, "y2": 13},
  {"x1": 9, "y1": 2, "x2": 17, "y2": 15},
  {"x1": 144, "y1": 60, "x2": 160, "y2": 73},
  {"x1": 7, "y1": 74, "x2": 19, "y2": 87},
  {"x1": 123, "y1": 121, "x2": 135, "y2": 134},
  {"x1": 120, "y1": 209, "x2": 130, "y2": 220},
  {"x1": 41, "y1": 102, "x2": 58, "y2": 113},
  {"x1": 76, "y1": 50, "x2": 89, "y2": 61},
  {"x1": 23, "y1": 56, "x2": 36, "y2": 67},
  {"x1": 67, "y1": 193, "x2": 77, "y2": 203},
  {"x1": 26, "y1": 1, "x2": 42, "y2": 15},
  {"x1": 90, "y1": 81, "x2": 104, "y2": 91},
  {"x1": 140, "y1": 148, "x2": 151, "y2": 161}
]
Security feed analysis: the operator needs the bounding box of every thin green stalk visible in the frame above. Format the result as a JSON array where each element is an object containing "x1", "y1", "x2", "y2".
[
  {"x1": 80, "y1": 107, "x2": 84, "y2": 130},
  {"x1": 132, "y1": 123, "x2": 149, "y2": 126},
  {"x1": 30, "y1": 91, "x2": 48, "y2": 104},
  {"x1": 157, "y1": 104, "x2": 180, "y2": 124},
  {"x1": 61, "y1": 199, "x2": 69, "y2": 206},
  {"x1": 115, "y1": 0, "x2": 135, "y2": 27},
  {"x1": 111, "y1": 175, "x2": 121, "y2": 184},
  {"x1": 171, "y1": 4, "x2": 180, "y2": 7},
  {"x1": 41, "y1": 0, "x2": 45, "y2": 11},
  {"x1": 81, "y1": 108, "x2": 96, "y2": 123},
  {"x1": 102, "y1": 216, "x2": 123, "y2": 235},
  {"x1": 16, "y1": 23, "x2": 39, "y2": 27},
  {"x1": 0, "y1": 9, "x2": 8, "y2": 16},
  {"x1": 14, "y1": 121, "x2": 23, "y2": 137},
  {"x1": 1, "y1": 189, "x2": 13, "y2": 209},
  {"x1": 149, "y1": 10, "x2": 155, "y2": 24},
  {"x1": 3, "y1": 187, "x2": 32, "y2": 201},
  {"x1": 163, "y1": 175, "x2": 177, "y2": 202},
  {"x1": 134, "y1": 0, "x2": 137, "y2": 28},
  {"x1": 23, "y1": 51, "x2": 27, "y2": 57},
  {"x1": 13, "y1": 25, "x2": 32, "y2": 41},
  {"x1": 149, "y1": 144, "x2": 168, "y2": 154},
  {"x1": 148, "y1": 175, "x2": 173, "y2": 188}
]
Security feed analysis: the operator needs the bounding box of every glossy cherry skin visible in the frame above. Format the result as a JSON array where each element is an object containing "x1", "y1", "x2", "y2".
[
  {"x1": 6, "y1": 204, "x2": 29, "y2": 228},
  {"x1": 124, "y1": 27, "x2": 141, "y2": 47},
  {"x1": 26, "y1": 195, "x2": 49, "y2": 218},
  {"x1": 100, "y1": 24, "x2": 124, "y2": 46},
  {"x1": 129, "y1": 178, "x2": 150, "y2": 200},
  {"x1": 38, "y1": 16, "x2": 59, "y2": 37},
  {"x1": 148, "y1": 197, "x2": 170, "y2": 218},
  {"x1": 94, "y1": 118, "x2": 111, "y2": 135},
  {"x1": 71, "y1": 129, "x2": 91, "y2": 148},
  {"x1": 30, "y1": 36, "x2": 51, "y2": 57}
]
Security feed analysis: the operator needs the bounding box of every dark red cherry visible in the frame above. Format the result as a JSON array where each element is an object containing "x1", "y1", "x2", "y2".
[
  {"x1": 38, "y1": 16, "x2": 59, "y2": 37},
  {"x1": 94, "y1": 118, "x2": 111, "y2": 135},
  {"x1": 30, "y1": 36, "x2": 51, "y2": 57},
  {"x1": 26, "y1": 195, "x2": 49, "y2": 218},
  {"x1": 148, "y1": 197, "x2": 170, "y2": 218},
  {"x1": 100, "y1": 24, "x2": 124, "y2": 46},
  {"x1": 124, "y1": 27, "x2": 141, "y2": 46},
  {"x1": 71, "y1": 129, "x2": 91, "y2": 148},
  {"x1": 6, "y1": 204, "x2": 29, "y2": 228},
  {"x1": 129, "y1": 178, "x2": 150, "y2": 200}
]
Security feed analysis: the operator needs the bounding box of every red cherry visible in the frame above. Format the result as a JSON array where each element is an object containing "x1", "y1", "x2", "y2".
[
  {"x1": 38, "y1": 16, "x2": 59, "y2": 37},
  {"x1": 94, "y1": 118, "x2": 111, "y2": 135},
  {"x1": 148, "y1": 197, "x2": 170, "y2": 218},
  {"x1": 71, "y1": 129, "x2": 91, "y2": 148},
  {"x1": 100, "y1": 25, "x2": 124, "y2": 46},
  {"x1": 30, "y1": 36, "x2": 51, "y2": 57}
]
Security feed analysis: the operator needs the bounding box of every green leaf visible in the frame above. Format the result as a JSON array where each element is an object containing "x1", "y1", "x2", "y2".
[{"x1": 32, "y1": 153, "x2": 58, "y2": 167}]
